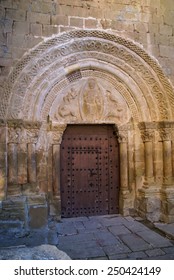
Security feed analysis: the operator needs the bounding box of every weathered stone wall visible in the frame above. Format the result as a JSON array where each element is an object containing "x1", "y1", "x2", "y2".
[
  {"x1": 0, "y1": 120, "x2": 6, "y2": 201},
  {"x1": 1, "y1": 0, "x2": 174, "y2": 227},
  {"x1": 0, "y1": 0, "x2": 174, "y2": 84}
]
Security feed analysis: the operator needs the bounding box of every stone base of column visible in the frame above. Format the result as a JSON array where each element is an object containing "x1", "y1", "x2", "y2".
[
  {"x1": 0, "y1": 174, "x2": 6, "y2": 200},
  {"x1": 137, "y1": 185, "x2": 161, "y2": 222},
  {"x1": 119, "y1": 189, "x2": 133, "y2": 216},
  {"x1": 0, "y1": 194, "x2": 48, "y2": 230},
  {"x1": 48, "y1": 195, "x2": 61, "y2": 218},
  {"x1": 161, "y1": 186, "x2": 174, "y2": 223}
]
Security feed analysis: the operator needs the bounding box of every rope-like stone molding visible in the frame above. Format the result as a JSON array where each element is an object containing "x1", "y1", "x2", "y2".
[{"x1": 0, "y1": 30, "x2": 173, "y2": 122}]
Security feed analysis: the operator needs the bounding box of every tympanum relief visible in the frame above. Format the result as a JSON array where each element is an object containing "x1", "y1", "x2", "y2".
[{"x1": 51, "y1": 77, "x2": 130, "y2": 124}]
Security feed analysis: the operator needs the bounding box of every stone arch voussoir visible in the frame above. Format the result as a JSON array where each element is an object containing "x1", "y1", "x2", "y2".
[{"x1": 0, "y1": 29, "x2": 174, "y2": 122}]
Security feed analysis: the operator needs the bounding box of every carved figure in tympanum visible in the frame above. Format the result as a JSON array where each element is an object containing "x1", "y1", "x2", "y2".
[
  {"x1": 52, "y1": 77, "x2": 130, "y2": 124},
  {"x1": 56, "y1": 87, "x2": 79, "y2": 121},
  {"x1": 82, "y1": 78, "x2": 104, "y2": 121},
  {"x1": 105, "y1": 90, "x2": 125, "y2": 122}
]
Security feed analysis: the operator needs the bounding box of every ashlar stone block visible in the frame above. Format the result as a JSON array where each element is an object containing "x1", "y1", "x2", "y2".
[
  {"x1": 160, "y1": 24, "x2": 172, "y2": 36},
  {"x1": 30, "y1": 23, "x2": 42, "y2": 36},
  {"x1": 0, "y1": 0, "x2": 12, "y2": 9},
  {"x1": 0, "y1": 7, "x2": 5, "y2": 18},
  {"x1": 29, "y1": 206, "x2": 48, "y2": 229},
  {"x1": 31, "y1": 1, "x2": 53, "y2": 14},
  {"x1": 70, "y1": 17, "x2": 83, "y2": 28},
  {"x1": 6, "y1": 8, "x2": 26, "y2": 21},
  {"x1": 42, "y1": 25, "x2": 59, "y2": 37},
  {"x1": 13, "y1": 21, "x2": 29, "y2": 35},
  {"x1": 51, "y1": 15, "x2": 68, "y2": 26},
  {"x1": 27, "y1": 12, "x2": 50, "y2": 25},
  {"x1": 84, "y1": 18, "x2": 97, "y2": 29}
]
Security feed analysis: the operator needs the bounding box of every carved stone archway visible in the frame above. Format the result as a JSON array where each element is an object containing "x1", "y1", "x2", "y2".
[
  {"x1": 0, "y1": 30, "x2": 173, "y2": 121},
  {"x1": 1, "y1": 30, "x2": 174, "y2": 227}
]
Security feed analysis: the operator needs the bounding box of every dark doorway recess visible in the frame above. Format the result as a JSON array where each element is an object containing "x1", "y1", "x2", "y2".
[{"x1": 60, "y1": 125, "x2": 120, "y2": 217}]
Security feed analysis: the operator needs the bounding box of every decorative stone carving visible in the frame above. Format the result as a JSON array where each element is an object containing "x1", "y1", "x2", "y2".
[
  {"x1": 48, "y1": 123, "x2": 67, "y2": 145},
  {"x1": 0, "y1": 119, "x2": 5, "y2": 127},
  {"x1": 139, "y1": 122, "x2": 156, "y2": 142},
  {"x1": 81, "y1": 78, "x2": 104, "y2": 121},
  {"x1": 1, "y1": 30, "x2": 173, "y2": 123},
  {"x1": 105, "y1": 90, "x2": 125, "y2": 121},
  {"x1": 52, "y1": 77, "x2": 130, "y2": 124},
  {"x1": 7, "y1": 121, "x2": 40, "y2": 144},
  {"x1": 140, "y1": 130, "x2": 154, "y2": 142},
  {"x1": 117, "y1": 130, "x2": 128, "y2": 143},
  {"x1": 55, "y1": 87, "x2": 79, "y2": 121},
  {"x1": 8, "y1": 127, "x2": 21, "y2": 143},
  {"x1": 159, "y1": 128, "x2": 172, "y2": 141}
]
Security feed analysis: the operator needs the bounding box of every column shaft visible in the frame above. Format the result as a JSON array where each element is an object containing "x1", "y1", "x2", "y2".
[
  {"x1": 8, "y1": 143, "x2": 18, "y2": 184},
  {"x1": 27, "y1": 143, "x2": 36, "y2": 183},
  {"x1": 53, "y1": 144, "x2": 60, "y2": 195},
  {"x1": 163, "y1": 140, "x2": 172, "y2": 180},
  {"x1": 120, "y1": 142, "x2": 128, "y2": 189},
  {"x1": 144, "y1": 141, "x2": 153, "y2": 179}
]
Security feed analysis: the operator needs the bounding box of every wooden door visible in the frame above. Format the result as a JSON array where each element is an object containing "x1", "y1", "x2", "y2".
[{"x1": 60, "y1": 125, "x2": 119, "y2": 217}]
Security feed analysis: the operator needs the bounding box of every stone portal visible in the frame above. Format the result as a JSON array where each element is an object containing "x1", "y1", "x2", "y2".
[{"x1": 1, "y1": 30, "x2": 174, "y2": 229}]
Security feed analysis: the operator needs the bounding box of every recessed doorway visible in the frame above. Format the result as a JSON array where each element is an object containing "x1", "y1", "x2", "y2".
[{"x1": 60, "y1": 125, "x2": 120, "y2": 217}]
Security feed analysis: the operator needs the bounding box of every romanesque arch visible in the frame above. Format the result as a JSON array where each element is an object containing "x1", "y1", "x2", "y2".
[
  {"x1": 1, "y1": 30, "x2": 174, "y2": 226},
  {"x1": 0, "y1": 30, "x2": 174, "y2": 122}
]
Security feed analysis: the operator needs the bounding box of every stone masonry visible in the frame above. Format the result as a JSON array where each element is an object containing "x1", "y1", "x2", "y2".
[
  {"x1": 1, "y1": 0, "x2": 174, "y2": 84},
  {"x1": 1, "y1": 1, "x2": 174, "y2": 230}
]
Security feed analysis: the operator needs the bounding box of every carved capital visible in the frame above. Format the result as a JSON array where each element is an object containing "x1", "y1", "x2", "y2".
[
  {"x1": 0, "y1": 119, "x2": 6, "y2": 127},
  {"x1": 51, "y1": 131, "x2": 63, "y2": 145},
  {"x1": 159, "y1": 128, "x2": 172, "y2": 141},
  {"x1": 8, "y1": 127, "x2": 39, "y2": 144},
  {"x1": 7, "y1": 120, "x2": 41, "y2": 144},
  {"x1": 117, "y1": 130, "x2": 128, "y2": 143},
  {"x1": 48, "y1": 123, "x2": 66, "y2": 144},
  {"x1": 140, "y1": 129, "x2": 154, "y2": 142},
  {"x1": 7, "y1": 119, "x2": 23, "y2": 129}
]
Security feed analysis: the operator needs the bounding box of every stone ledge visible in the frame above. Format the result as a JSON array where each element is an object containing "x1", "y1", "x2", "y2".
[
  {"x1": 0, "y1": 244, "x2": 71, "y2": 260},
  {"x1": 154, "y1": 222, "x2": 174, "y2": 240}
]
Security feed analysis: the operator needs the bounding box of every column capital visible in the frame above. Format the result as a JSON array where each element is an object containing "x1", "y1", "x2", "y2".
[
  {"x1": 8, "y1": 126, "x2": 39, "y2": 144},
  {"x1": 159, "y1": 128, "x2": 172, "y2": 141},
  {"x1": 48, "y1": 122, "x2": 67, "y2": 145},
  {"x1": 140, "y1": 129, "x2": 154, "y2": 142},
  {"x1": 0, "y1": 119, "x2": 6, "y2": 127},
  {"x1": 117, "y1": 130, "x2": 128, "y2": 143}
]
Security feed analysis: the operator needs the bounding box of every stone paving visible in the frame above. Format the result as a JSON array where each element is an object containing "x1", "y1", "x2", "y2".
[
  {"x1": 1, "y1": 214, "x2": 174, "y2": 260},
  {"x1": 56, "y1": 215, "x2": 174, "y2": 260}
]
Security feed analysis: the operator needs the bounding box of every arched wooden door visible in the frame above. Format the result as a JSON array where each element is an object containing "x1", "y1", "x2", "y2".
[{"x1": 60, "y1": 125, "x2": 119, "y2": 217}]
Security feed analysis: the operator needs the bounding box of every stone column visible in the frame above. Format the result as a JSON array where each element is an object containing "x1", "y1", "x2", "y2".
[
  {"x1": 53, "y1": 144, "x2": 60, "y2": 196},
  {"x1": 0, "y1": 120, "x2": 7, "y2": 200},
  {"x1": 159, "y1": 127, "x2": 174, "y2": 222},
  {"x1": 25, "y1": 122, "x2": 40, "y2": 194},
  {"x1": 8, "y1": 143, "x2": 18, "y2": 184},
  {"x1": 18, "y1": 143, "x2": 27, "y2": 184},
  {"x1": 117, "y1": 129, "x2": 129, "y2": 215},
  {"x1": 47, "y1": 146, "x2": 53, "y2": 193},
  {"x1": 49, "y1": 123, "x2": 66, "y2": 216},
  {"x1": 138, "y1": 124, "x2": 162, "y2": 222},
  {"x1": 159, "y1": 129, "x2": 172, "y2": 185},
  {"x1": 28, "y1": 143, "x2": 36, "y2": 183},
  {"x1": 7, "y1": 124, "x2": 22, "y2": 196},
  {"x1": 141, "y1": 129, "x2": 154, "y2": 186}
]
